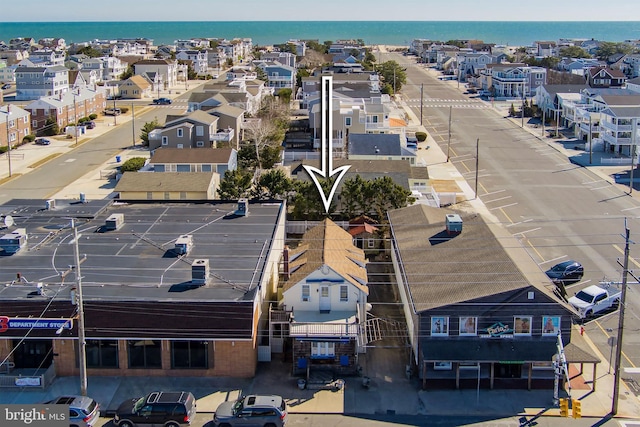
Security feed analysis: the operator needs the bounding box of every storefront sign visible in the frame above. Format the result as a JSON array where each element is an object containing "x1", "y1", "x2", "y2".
[
  {"x1": 480, "y1": 322, "x2": 513, "y2": 338},
  {"x1": 14, "y1": 377, "x2": 41, "y2": 387},
  {"x1": 0, "y1": 317, "x2": 72, "y2": 333}
]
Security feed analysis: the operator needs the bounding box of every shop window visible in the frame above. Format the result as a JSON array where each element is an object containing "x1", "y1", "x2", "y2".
[
  {"x1": 542, "y1": 316, "x2": 560, "y2": 336},
  {"x1": 431, "y1": 316, "x2": 449, "y2": 336},
  {"x1": 171, "y1": 341, "x2": 208, "y2": 369},
  {"x1": 85, "y1": 339, "x2": 119, "y2": 368},
  {"x1": 128, "y1": 340, "x2": 162, "y2": 368},
  {"x1": 459, "y1": 316, "x2": 477, "y2": 336},
  {"x1": 514, "y1": 316, "x2": 532, "y2": 336},
  {"x1": 310, "y1": 342, "x2": 335, "y2": 358}
]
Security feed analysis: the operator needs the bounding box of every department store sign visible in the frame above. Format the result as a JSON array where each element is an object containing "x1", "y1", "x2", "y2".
[
  {"x1": 0, "y1": 317, "x2": 72, "y2": 333},
  {"x1": 480, "y1": 322, "x2": 513, "y2": 338}
]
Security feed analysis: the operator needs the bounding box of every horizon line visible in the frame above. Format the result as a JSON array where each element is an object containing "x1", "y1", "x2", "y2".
[{"x1": 3, "y1": 19, "x2": 640, "y2": 23}]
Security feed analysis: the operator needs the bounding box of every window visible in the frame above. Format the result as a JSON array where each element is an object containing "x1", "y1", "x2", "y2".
[
  {"x1": 161, "y1": 136, "x2": 168, "y2": 146},
  {"x1": 514, "y1": 316, "x2": 532, "y2": 336},
  {"x1": 84, "y1": 339, "x2": 118, "y2": 368},
  {"x1": 146, "y1": 192, "x2": 153, "y2": 200},
  {"x1": 311, "y1": 342, "x2": 335, "y2": 358},
  {"x1": 340, "y1": 286, "x2": 348, "y2": 302},
  {"x1": 201, "y1": 164, "x2": 212, "y2": 172},
  {"x1": 171, "y1": 341, "x2": 208, "y2": 369},
  {"x1": 301, "y1": 285, "x2": 310, "y2": 302},
  {"x1": 367, "y1": 238, "x2": 375, "y2": 248},
  {"x1": 164, "y1": 192, "x2": 170, "y2": 200},
  {"x1": 196, "y1": 141, "x2": 204, "y2": 147},
  {"x1": 177, "y1": 129, "x2": 183, "y2": 137},
  {"x1": 196, "y1": 126, "x2": 204, "y2": 136},
  {"x1": 459, "y1": 316, "x2": 477, "y2": 336},
  {"x1": 177, "y1": 144, "x2": 184, "y2": 149},
  {"x1": 431, "y1": 316, "x2": 449, "y2": 336},
  {"x1": 180, "y1": 192, "x2": 187, "y2": 200},
  {"x1": 542, "y1": 316, "x2": 560, "y2": 336},
  {"x1": 128, "y1": 340, "x2": 162, "y2": 368},
  {"x1": 345, "y1": 117, "x2": 352, "y2": 126}
]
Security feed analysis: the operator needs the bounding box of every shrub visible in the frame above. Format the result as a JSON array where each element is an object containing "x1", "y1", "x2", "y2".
[
  {"x1": 120, "y1": 157, "x2": 147, "y2": 172},
  {"x1": 0, "y1": 146, "x2": 7, "y2": 154},
  {"x1": 22, "y1": 134, "x2": 36, "y2": 143},
  {"x1": 89, "y1": 113, "x2": 98, "y2": 120},
  {"x1": 415, "y1": 131, "x2": 427, "y2": 142},
  {"x1": 118, "y1": 107, "x2": 129, "y2": 114}
]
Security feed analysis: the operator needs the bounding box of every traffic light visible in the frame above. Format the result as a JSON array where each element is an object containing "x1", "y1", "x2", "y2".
[
  {"x1": 559, "y1": 398, "x2": 569, "y2": 417},
  {"x1": 572, "y1": 399, "x2": 582, "y2": 418}
]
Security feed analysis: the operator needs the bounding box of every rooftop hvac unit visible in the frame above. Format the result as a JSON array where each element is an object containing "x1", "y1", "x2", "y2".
[
  {"x1": 0, "y1": 228, "x2": 28, "y2": 254},
  {"x1": 45, "y1": 199, "x2": 56, "y2": 210},
  {"x1": 235, "y1": 198, "x2": 249, "y2": 216},
  {"x1": 445, "y1": 214, "x2": 463, "y2": 234},
  {"x1": 174, "y1": 234, "x2": 193, "y2": 255},
  {"x1": 191, "y1": 259, "x2": 209, "y2": 285},
  {"x1": 104, "y1": 213, "x2": 124, "y2": 231}
]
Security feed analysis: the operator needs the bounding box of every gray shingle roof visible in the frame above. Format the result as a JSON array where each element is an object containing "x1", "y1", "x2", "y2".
[
  {"x1": 115, "y1": 172, "x2": 216, "y2": 192},
  {"x1": 150, "y1": 148, "x2": 233, "y2": 164}
]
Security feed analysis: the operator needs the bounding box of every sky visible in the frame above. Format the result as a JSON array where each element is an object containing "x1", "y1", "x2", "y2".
[{"x1": 2, "y1": 0, "x2": 640, "y2": 22}]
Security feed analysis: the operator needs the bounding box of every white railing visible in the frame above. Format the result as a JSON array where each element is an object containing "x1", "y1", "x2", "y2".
[{"x1": 0, "y1": 363, "x2": 56, "y2": 388}]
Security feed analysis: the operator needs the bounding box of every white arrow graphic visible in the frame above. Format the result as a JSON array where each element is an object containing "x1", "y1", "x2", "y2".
[{"x1": 303, "y1": 76, "x2": 351, "y2": 213}]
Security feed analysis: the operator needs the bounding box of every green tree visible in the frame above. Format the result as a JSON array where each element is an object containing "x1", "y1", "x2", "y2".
[
  {"x1": 377, "y1": 61, "x2": 407, "y2": 93},
  {"x1": 306, "y1": 40, "x2": 328, "y2": 54},
  {"x1": 594, "y1": 42, "x2": 638, "y2": 60},
  {"x1": 277, "y1": 88, "x2": 292, "y2": 104},
  {"x1": 255, "y1": 67, "x2": 267, "y2": 82},
  {"x1": 120, "y1": 157, "x2": 147, "y2": 172},
  {"x1": 209, "y1": 40, "x2": 219, "y2": 49},
  {"x1": 558, "y1": 46, "x2": 591, "y2": 59},
  {"x1": 296, "y1": 68, "x2": 311, "y2": 88},
  {"x1": 290, "y1": 179, "x2": 333, "y2": 219},
  {"x1": 340, "y1": 175, "x2": 367, "y2": 219},
  {"x1": 259, "y1": 145, "x2": 282, "y2": 169},
  {"x1": 140, "y1": 119, "x2": 161, "y2": 147},
  {"x1": 445, "y1": 40, "x2": 466, "y2": 49},
  {"x1": 370, "y1": 176, "x2": 414, "y2": 220},
  {"x1": 44, "y1": 117, "x2": 59, "y2": 136},
  {"x1": 238, "y1": 144, "x2": 258, "y2": 169},
  {"x1": 218, "y1": 169, "x2": 253, "y2": 199},
  {"x1": 119, "y1": 65, "x2": 134, "y2": 80},
  {"x1": 252, "y1": 169, "x2": 291, "y2": 199},
  {"x1": 77, "y1": 46, "x2": 104, "y2": 58}
]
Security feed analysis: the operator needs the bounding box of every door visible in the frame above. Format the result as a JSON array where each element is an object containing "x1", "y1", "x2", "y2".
[
  {"x1": 319, "y1": 285, "x2": 331, "y2": 312},
  {"x1": 12, "y1": 339, "x2": 53, "y2": 369}
]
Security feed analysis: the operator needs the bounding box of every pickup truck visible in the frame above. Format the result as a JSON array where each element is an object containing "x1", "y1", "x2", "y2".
[{"x1": 568, "y1": 284, "x2": 621, "y2": 319}]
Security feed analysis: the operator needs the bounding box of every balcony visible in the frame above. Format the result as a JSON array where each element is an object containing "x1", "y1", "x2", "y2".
[
  {"x1": 603, "y1": 133, "x2": 631, "y2": 145},
  {"x1": 210, "y1": 128, "x2": 234, "y2": 142},
  {"x1": 364, "y1": 121, "x2": 388, "y2": 131},
  {"x1": 601, "y1": 120, "x2": 633, "y2": 132}
]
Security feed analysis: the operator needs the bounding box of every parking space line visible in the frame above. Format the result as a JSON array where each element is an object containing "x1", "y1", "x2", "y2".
[
  {"x1": 507, "y1": 219, "x2": 532, "y2": 227},
  {"x1": 483, "y1": 196, "x2": 512, "y2": 204},
  {"x1": 489, "y1": 203, "x2": 517, "y2": 210},
  {"x1": 525, "y1": 239, "x2": 545, "y2": 263},
  {"x1": 482, "y1": 189, "x2": 506, "y2": 196},
  {"x1": 593, "y1": 319, "x2": 637, "y2": 368},
  {"x1": 590, "y1": 185, "x2": 611, "y2": 191},
  {"x1": 499, "y1": 207, "x2": 513, "y2": 224},
  {"x1": 621, "y1": 206, "x2": 640, "y2": 211},
  {"x1": 540, "y1": 256, "x2": 567, "y2": 267},
  {"x1": 512, "y1": 227, "x2": 541, "y2": 236}
]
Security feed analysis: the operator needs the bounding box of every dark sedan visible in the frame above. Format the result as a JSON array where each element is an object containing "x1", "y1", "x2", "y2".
[{"x1": 545, "y1": 260, "x2": 584, "y2": 285}]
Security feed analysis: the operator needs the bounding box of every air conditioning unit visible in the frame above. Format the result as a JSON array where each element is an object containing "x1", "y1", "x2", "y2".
[
  {"x1": 445, "y1": 214, "x2": 463, "y2": 234},
  {"x1": 175, "y1": 234, "x2": 193, "y2": 255},
  {"x1": 191, "y1": 259, "x2": 209, "y2": 285},
  {"x1": 235, "y1": 198, "x2": 249, "y2": 216},
  {"x1": 104, "y1": 213, "x2": 124, "y2": 231}
]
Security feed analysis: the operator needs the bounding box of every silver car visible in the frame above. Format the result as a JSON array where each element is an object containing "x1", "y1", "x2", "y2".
[
  {"x1": 214, "y1": 394, "x2": 288, "y2": 427},
  {"x1": 44, "y1": 395, "x2": 100, "y2": 427}
]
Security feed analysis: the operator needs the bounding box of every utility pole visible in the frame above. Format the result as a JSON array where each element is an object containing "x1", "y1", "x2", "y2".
[
  {"x1": 4, "y1": 106, "x2": 11, "y2": 177},
  {"x1": 420, "y1": 83, "x2": 423, "y2": 126},
  {"x1": 113, "y1": 97, "x2": 117, "y2": 126},
  {"x1": 447, "y1": 106, "x2": 452, "y2": 162},
  {"x1": 611, "y1": 219, "x2": 631, "y2": 416},
  {"x1": 630, "y1": 119, "x2": 637, "y2": 195},
  {"x1": 131, "y1": 103, "x2": 136, "y2": 148},
  {"x1": 73, "y1": 94, "x2": 78, "y2": 147},
  {"x1": 474, "y1": 138, "x2": 479, "y2": 199},
  {"x1": 71, "y1": 219, "x2": 88, "y2": 397},
  {"x1": 542, "y1": 109, "x2": 545, "y2": 138},
  {"x1": 589, "y1": 115, "x2": 593, "y2": 165}
]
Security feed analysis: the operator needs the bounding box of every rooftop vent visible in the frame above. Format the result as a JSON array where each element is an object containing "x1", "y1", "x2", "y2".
[
  {"x1": 445, "y1": 214, "x2": 462, "y2": 235},
  {"x1": 104, "y1": 213, "x2": 124, "y2": 231},
  {"x1": 191, "y1": 259, "x2": 209, "y2": 285},
  {"x1": 174, "y1": 234, "x2": 193, "y2": 255},
  {"x1": 235, "y1": 198, "x2": 249, "y2": 216}
]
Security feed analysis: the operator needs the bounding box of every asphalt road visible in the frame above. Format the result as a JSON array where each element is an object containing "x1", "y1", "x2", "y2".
[{"x1": 382, "y1": 51, "x2": 640, "y2": 387}]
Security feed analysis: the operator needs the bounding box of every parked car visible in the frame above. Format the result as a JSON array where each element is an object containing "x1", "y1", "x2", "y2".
[
  {"x1": 213, "y1": 394, "x2": 288, "y2": 427},
  {"x1": 113, "y1": 391, "x2": 196, "y2": 427},
  {"x1": 545, "y1": 260, "x2": 584, "y2": 285},
  {"x1": 153, "y1": 98, "x2": 172, "y2": 105},
  {"x1": 104, "y1": 108, "x2": 122, "y2": 116},
  {"x1": 568, "y1": 284, "x2": 621, "y2": 319},
  {"x1": 44, "y1": 395, "x2": 100, "y2": 427},
  {"x1": 35, "y1": 137, "x2": 51, "y2": 145},
  {"x1": 1, "y1": 83, "x2": 11, "y2": 90},
  {"x1": 84, "y1": 121, "x2": 96, "y2": 129}
]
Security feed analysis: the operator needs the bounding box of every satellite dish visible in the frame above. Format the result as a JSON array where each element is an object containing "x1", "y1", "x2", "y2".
[{"x1": 3, "y1": 215, "x2": 14, "y2": 228}]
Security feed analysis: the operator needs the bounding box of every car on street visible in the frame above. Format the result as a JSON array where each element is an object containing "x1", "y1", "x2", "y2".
[
  {"x1": 153, "y1": 97, "x2": 172, "y2": 105},
  {"x1": 213, "y1": 394, "x2": 288, "y2": 427},
  {"x1": 44, "y1": 395, "x2": 100, "y2": 427},
  {"x1": 84, "y1": 121, "x2": 96, "y2": 129},
  {"x1": 113, "y1": 391, "x2": 196, "y2": 427},
  {"x1": 1, "y1": 83, "x2": 11, "y2": 90},
  {"x1": 35, "y1": 137, "x2": 51, "y2": 145},
  {"x1": 104, "y1": 108, "x2": 122, "y2": 116},
  {"x1": 545, "y1": 260, "x2": 584, "y2": 285}
]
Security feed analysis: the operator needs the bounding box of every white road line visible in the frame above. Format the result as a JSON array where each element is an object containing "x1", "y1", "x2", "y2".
[
  {"x1": 582, "y1": 179, "x2": 607, "y2": 185},
  {"x1": 64, "y1": 159, "x2": 77, "y2": 163},
  {"x1": 539, "y1": 255, "x2": 567, "y2": 267},
  {"x1": 621, "y1": 206, "x2": 640, "y2": 211},
  {"x1": 507, "y1": 219, "x2": 532, "y2": 227},
  {"x1": 483, "y1": 196, "x2": 513, "y2": 204},
  {"x1": 482, "y1": 189, "x2": 506, "y2": 196},
  {"x1": 489, "y1": 202, "x2": 518, "y2": 211},
  {"x1": 512, "y1": 227, "x2": 541, "y2": 236},
  {"x1": 590, "y1": 185, "x2": 611, "y2": 191}
]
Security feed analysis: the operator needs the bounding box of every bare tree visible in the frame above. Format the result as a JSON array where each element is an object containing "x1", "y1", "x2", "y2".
[{"x1": 243, "y1": 118, "x2": 278, "y2": 170}]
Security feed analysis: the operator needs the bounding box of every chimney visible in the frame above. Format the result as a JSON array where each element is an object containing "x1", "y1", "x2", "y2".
[{"x1": 283, "y1": 246, "x2": 290, "y2": 280}]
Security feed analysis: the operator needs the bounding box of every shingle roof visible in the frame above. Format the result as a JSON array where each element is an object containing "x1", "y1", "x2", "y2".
[
  {"x1": 150, "y1": 148, "x2": 234, "y2": 164},
  {"x1": 284, "y1": 219, "x2": 368, "y2": 294},
  {"x1": 388, "y1": 204, "x2": 531, "y2": 312},
  {"x1": 115, "y1": 172, "x2": 216, "y2": 192}
]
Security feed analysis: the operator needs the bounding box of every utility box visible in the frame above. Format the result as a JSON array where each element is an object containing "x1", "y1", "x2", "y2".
[
  {"x1": 445, "y1": 214, "x2": 463, "y2": 234},
  {"x1": 175, "y1": 234, "x2": 193, "y2": 255},
  {"x1": 104, "y1": 213, "x2": 124, "y2": 231},
  {"x1": 191, "y1": 259, "x2": 210, "y2": 285},
  {"x1": 235, "y1": 198, "x2": 249, "y2": 216}
]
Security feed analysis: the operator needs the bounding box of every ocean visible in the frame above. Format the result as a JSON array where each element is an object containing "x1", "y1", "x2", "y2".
[{"x1": 1, "y1": 21, "x2": 640, "y2": 47}]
